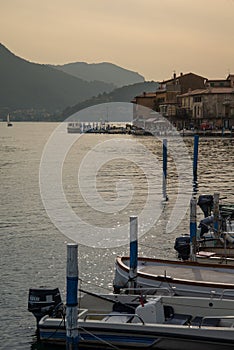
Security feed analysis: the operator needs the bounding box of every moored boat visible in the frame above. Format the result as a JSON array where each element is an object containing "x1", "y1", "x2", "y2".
[
  {"x1": 113, "y1": 213, "x2": 234, "y2": 298},
  {"x1": 30, "y1": 287, "x2": 234, "y2": 350},
  {"x1": 113, "y1": 256, "x2": 234, "y2": 298}
]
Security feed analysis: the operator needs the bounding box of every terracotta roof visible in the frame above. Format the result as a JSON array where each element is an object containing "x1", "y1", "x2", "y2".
[
  {"x1": 155, "y1": 89, "x2": 167, "y2": 93},
  {"x1": 135, "y1": 88, "x2": 167, "y2": 98},
  {"x1": 207, "y1": 87, "x2": 234, "y2": 93},
  {"x1": 135, "y1": 92, "x2": 157, "y2": 98},
  {"x1": 179, "y1": 89, "x2": 206, "y2": 97},
  {"x1": 159, "y1": 72, "x2": 206, "y2": 84},
  {"x1": 179, "y1": 87, "x2": 234, "y2": 97},
  {"x1": 206, "y1": 79, "x2": 229, "y2": 83}
]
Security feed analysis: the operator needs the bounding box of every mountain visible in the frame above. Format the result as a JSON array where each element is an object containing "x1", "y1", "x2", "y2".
[
  {"x1": 61, "y1": 81, "x2": 159, "y2": 120},
  {"x1": 50, "y1": 62, "x2": 145, "y2": 87},
  {"x1": 0, "y1": 44, "x2": 114, "y2": 116}
]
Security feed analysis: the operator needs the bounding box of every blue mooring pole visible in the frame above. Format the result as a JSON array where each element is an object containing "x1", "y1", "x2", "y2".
[
  {"x1": 66, "y1": 243, "x2": 79, "y2": 350},
  {"x1": 193, "y1": 135, "x2": 199, "y2": 184},
  {"x1": 162, "y1": 138, "x2": 168, "y2": 201},
  {"x1": 190, "y1": 197, "x2": 197, "y2": 261},
  {"x1": 129, "y1": 216, "x2": 138, "y2": 293}
]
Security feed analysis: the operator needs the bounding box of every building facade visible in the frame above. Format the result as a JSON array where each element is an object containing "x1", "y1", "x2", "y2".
[
  {"x1": 178, "y1": 87, "x2": 234, "y2": 129},
  {"x1": 133, "y1": 72, "x2": 206, "y2": 129},
  {"x1": 133, "y1": 72, "x2": 234, "y2": 131}
]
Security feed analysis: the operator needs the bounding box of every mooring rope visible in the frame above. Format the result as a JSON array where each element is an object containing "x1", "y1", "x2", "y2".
[{"x1": 43, "y1": 314, "x2": 65, "y2": 340}]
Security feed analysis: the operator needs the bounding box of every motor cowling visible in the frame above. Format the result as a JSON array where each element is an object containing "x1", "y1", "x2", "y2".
[
  {"x1": 28, "y1": 287, "x2": 62, "y2": 324},
  {"x1": 174, "y1": 235, "x2": 190, "y2": 261},
  {"x1": 197, "y1": 195, "x2": 213, "y2": 217}
]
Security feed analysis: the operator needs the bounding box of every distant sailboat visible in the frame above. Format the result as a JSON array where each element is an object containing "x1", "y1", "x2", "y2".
[{"x1": 7, "y1": 114, "x2": 13, "y2": 127}]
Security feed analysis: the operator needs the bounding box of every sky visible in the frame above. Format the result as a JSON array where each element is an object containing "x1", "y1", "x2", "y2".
[{"x1": 1, "y1": 0, "x2": 234, "y2": 81}]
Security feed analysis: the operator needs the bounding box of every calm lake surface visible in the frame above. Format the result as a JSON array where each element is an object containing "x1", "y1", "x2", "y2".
[{"x1": 0, "y1": 122, "x2": 233, "y2": 350}]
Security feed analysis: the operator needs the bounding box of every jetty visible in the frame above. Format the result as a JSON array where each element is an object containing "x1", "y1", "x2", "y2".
[{"x1": 67, "y1": 121, "x2": 132, "y2": 134}]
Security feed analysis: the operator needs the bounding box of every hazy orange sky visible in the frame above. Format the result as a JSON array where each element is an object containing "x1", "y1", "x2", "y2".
[{"x1": 1, "y1": 0, "x2": 234, "y2": 81}]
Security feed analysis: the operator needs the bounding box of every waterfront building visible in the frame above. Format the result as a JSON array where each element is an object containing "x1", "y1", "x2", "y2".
[{"x1": 132, "y1": 72, "x2": 234, "y2": 131}]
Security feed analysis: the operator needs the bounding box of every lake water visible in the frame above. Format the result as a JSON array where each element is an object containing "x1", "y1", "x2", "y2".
[{"x1": 0, "y1": 122, "x2": 233, "y2": 350}]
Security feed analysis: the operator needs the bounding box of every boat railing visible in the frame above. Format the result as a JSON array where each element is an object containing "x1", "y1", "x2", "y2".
[
  {"x1": 220, "y1": 289, "x2": 234, "y2": 299},
  {"x1": 118, "y1": 287, "x2": 175, "y2": 296},
  {"x1": 83, "y1": 313, "x2": 145, "y2": 324},
  {"x1": 200, "y1": 315, "x2": 234, "y2": 328},
  {"x1": 78, "y1": 308, "x2": 89, "y2": 318}
]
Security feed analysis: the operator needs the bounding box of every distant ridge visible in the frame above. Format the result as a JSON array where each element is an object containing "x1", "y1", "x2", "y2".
[
  {"x1": 62, "y1": 81, "x2": 159, "y2": 120},
  {"x1": 50, "y1": 62, "x2": 145, "y2": 87},
  {"x1": 0, "y1": 44, "x2": 114, "y2": 115},
  {"x1": 0, "y1": 43, "x2": 152, "y2": 121}
]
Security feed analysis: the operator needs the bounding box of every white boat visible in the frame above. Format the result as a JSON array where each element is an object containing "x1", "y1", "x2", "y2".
[
  {"x1": 67, "y1": 121, "x2": 83, "y2": 133},
  {"x1": 113, "y1": 256, "x2": 234, "y2": 298},
  {"x1": 113, "y1": 208, "x2": 234, "y2": 298},
  {"x1": 30, "y1": 288, "x2": 234, "y2": 349},
  {"x1": 7, "y1": 114, "x2": 13, "y2": 127}
]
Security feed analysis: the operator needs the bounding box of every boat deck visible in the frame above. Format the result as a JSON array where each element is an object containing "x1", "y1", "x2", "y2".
[{"x1": 137, "y1": 262, "x2": 234, "y2": 285}]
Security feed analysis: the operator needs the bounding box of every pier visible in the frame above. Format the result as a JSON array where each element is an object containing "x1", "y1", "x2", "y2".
[{"x1": 67, "y1": 121, "x2": 132, "y2": 134}]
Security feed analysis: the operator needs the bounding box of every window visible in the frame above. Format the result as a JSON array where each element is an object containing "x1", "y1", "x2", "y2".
[{"x1": 193, "y1": 96, "x2": 201, "y2": 103}]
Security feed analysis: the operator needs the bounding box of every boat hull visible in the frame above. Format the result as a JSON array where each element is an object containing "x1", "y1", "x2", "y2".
[
  {"x1": 36, "y1": 292, "x2": 234, "y2": 349},
  {"x1": 39, "y1": 319, "x2": 234, "y2": 350},
  {"x1": 113, "y1": 256, "x2": 234, "y2": 298}
]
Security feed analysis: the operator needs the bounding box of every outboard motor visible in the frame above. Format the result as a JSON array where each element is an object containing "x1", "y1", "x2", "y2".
[
  {"x1": 174, "y1": 235, "x2": 190, "y2": 261},
  {"x1": 197, "y1": 195, "x2": 213, "y2": 217},
  {"x1": 198, "y1": 215, "x2": 214, "y2": 237},
  {"x1": 28, "y1": 287, "x2": 62, "y2": 325}
]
